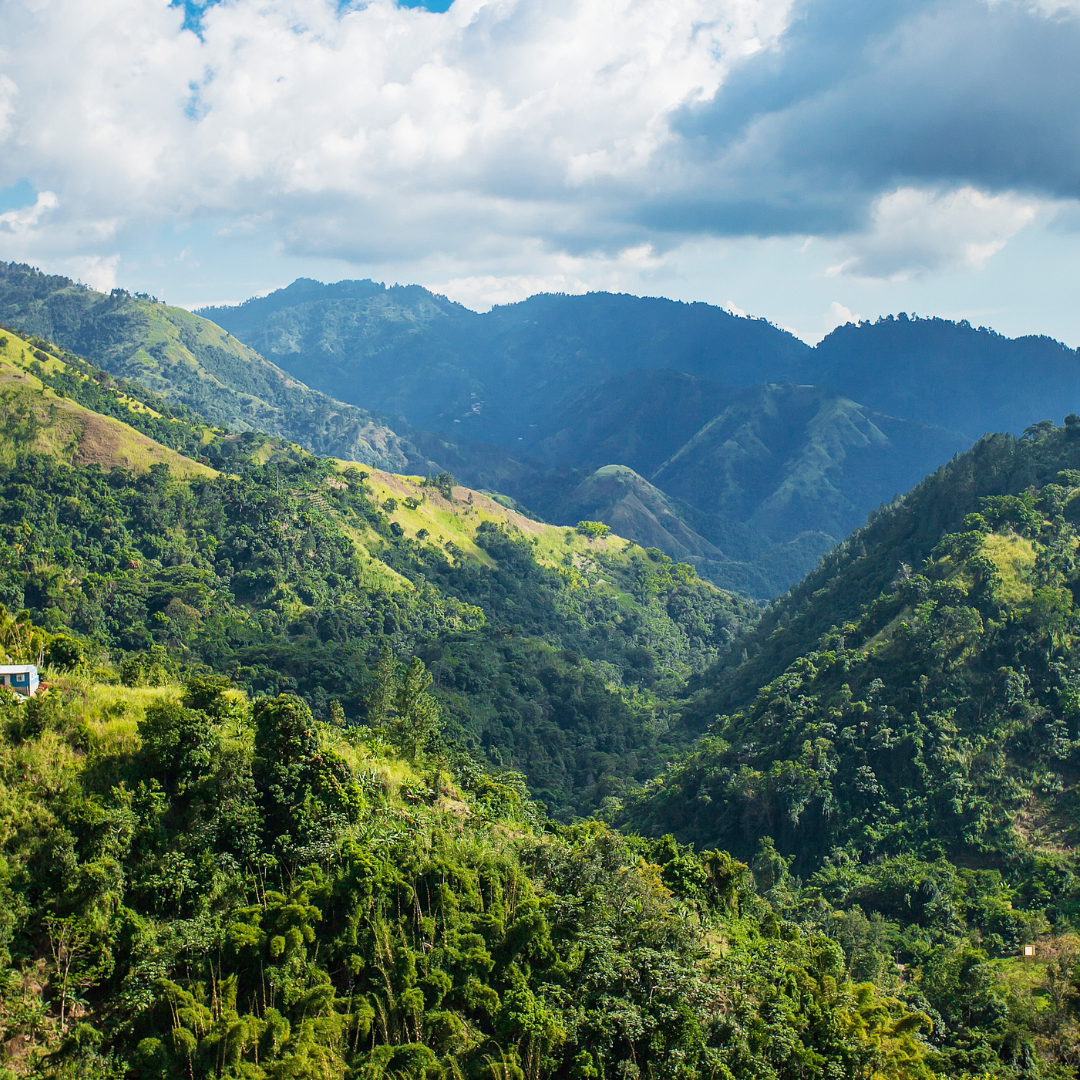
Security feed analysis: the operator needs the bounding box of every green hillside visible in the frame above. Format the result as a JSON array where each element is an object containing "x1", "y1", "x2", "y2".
[
  {"x1": 0, "y1": 425, "x2": 755, "y2": 815},
  {"x1": 0, "y1": 326, "x2": 214, "y2": 478},
  {"x1": 604, "y1": 421, "x2": 1080, "y2": 1075},
  {"x1": 0, "y1": 674, "x2": 948, "y2": 1080},
  {"x1": 624, "y1": 423, "x2": 1080, "y2": 861},
  {"x1": 4, "y1": 435, "x2": 1080, "y2": 1077},
  {"x1": 0, "y1": 263, "x2": 427, "y2": 470},
  {"x1": 5, "y1": 294, "x2": 1080, "y2": 1076}
]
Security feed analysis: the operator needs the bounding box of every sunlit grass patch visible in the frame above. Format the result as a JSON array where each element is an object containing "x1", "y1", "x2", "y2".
[{"x1": 983, "y1": 532, "x2": 1037, "y2": 604}]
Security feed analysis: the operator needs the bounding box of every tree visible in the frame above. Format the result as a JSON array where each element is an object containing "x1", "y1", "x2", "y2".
[
  {"x1": 366, "y1": 644, "x2": 397, "y2": 729},
  {"x1": 139, "y1": 699, "x2": 217, "y2": 798},
  {"x1": 575, "y1": 521, "x2": 611, "y2": 539},
  {"x1": 253, "y1": 693, "x2": 319, "y2": 848},
  {"x1": 424, "y1": 471, "x2": 456, "y2": 499},
  {"x1": 393, "y1": 657, "x2": 442, "y2": 760}
]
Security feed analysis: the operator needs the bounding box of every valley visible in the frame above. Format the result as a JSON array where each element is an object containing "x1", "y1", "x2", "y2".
[{"x1": 1, "y1": 266, "x2": 1080, "y2": 1078}]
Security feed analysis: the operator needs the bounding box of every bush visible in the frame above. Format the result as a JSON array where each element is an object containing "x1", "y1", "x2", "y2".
[
  {"x1": 576, "y1": 520, "x2": 611, "y2": 539},
  {"x1": 45, "y1": 634, "x2": 85, "y2": 671}
]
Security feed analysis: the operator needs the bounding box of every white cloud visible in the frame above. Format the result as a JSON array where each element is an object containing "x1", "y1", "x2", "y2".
[
  {"x1": 0, "y1": 191, "x2": 58, "y2": 234},
  {"x1": 0, "y1": 0, "x2": 1073, "y2": 297},
  {"x1": 0, "y1": 76, "x2": 17, "y2": 142},
  {"x1": 823, "y1": 300, "x2": 859, "y2": 332},
  {"x1": 827, "y1": 186, "x2": 1041, "y2": 280},
  {"x1": 428, "y1": 273, "x2": 589, "y2": 311},
  {"x1": 0, "y1": 0, "x2": 795, "y2": 268},
  {"x1": 63, "y1": 254, "x2": 121, "y2": 292},
  {"x1": 426, "y1": 242, "x2": 669, "y2": 309}
]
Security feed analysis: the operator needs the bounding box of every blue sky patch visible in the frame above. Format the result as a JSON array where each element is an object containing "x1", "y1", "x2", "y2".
[
  {"x1": 0, "y1": 181, "x2": 36, "y2": 214},
  {"x1": 170, "y1": 0, "x2": 222, "y2": 35}
]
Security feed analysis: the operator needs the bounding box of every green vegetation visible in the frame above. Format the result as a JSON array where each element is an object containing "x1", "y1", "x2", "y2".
[
  {"x1": 6, "y1": 295, "x2": 1080, "y2": 1076},
  {"x1": 0, "y1": 328, "x2": 215, "y2": 479},
  {"x1": 0, "y1": 264, "x2": 427, "y2": 470},
  {"x1": 0, "y1": 442, "x2": 754, "y2": 816},
  {"x1": 616, "y1": 422, "x2": 1080, "y2": 1077},
  {"x1": 574, "y1": 521, "x2": 610, "y2": 539},
  {"x1": 0, "y1": 675, "x2": 949, "y2": 1080}
]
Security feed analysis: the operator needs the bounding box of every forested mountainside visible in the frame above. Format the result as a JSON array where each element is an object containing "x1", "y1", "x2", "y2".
[
  {"x1": 0, "y1": 324, "x2": 755, "y2": 815},
  {"x1": 200, "y1": 277, "x2": 1080, "y2": 598},
  {"x1": 0, "y1": 264, "x2": 428, "y2": 470},
  {"x1": 619, "y1": 425, "x2": 1080, "y2": 961},
  {"x1": 199, "y1": 280, "x2": 810, "y2": 445},
  {"x1": 0, "y1": 328, "x2": 214, "y2": 478},
  {"x1": 610, "y1": 422, "x2": 1080, "y2": 1074},
  {"x1": 3, "y1": 330, "x2": 1080, "y2": 1078},
  {"x1": 809, "y1": 315, "x2": 1080, "y2": 440},
  {"x1": 1, "y1": 678, "x2": 950, "y2": 1080}
]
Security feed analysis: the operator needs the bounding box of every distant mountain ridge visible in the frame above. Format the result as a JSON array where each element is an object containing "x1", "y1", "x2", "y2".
[
  {"x1": 201, "y1": 281, "x2": 1011, "y2": 595},
  {"x1": 199, "y1": 280, "x2": 810, "y2": 445},
  {"x1": 196, "y1": 279, "x2": 1080, "y2": 596},
  {"x1": 808, "y1": 314, "x2": 1080, "y2": 439},
  {"x1": 7, "y1": 264, "x2": 1077, "y2": 600},
  {"x1": 202, "y1": 278, "x2": 1080, "y2": 445},
  {"x1": 0, "y1": 262, "x2": 434, "y2": 471}
]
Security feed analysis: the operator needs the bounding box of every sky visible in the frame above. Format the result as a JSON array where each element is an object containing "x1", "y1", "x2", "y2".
[{"x1": 1, "y1": 0, "x2": 1079, "y2": 345}]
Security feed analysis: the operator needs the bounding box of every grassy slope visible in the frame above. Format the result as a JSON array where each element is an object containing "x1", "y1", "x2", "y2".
[
  {"x1": 0, "y1": 329, "x2": 215, "y2": 478},
  {"x1": 0, "y1": 265, "x2": 423, "y2": 470},
  {"x1": 330, "y1": 464, "x2": 705, "y2": 615}
]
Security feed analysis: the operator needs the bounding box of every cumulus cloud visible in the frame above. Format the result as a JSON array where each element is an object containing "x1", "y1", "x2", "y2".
[
  {"x1": 822, "y1": 300, "x2": 859, "y2": 333},
  {"x1": 0, "y1": 0, "x2": 1075, "y2": 283},
  {"x1": 826, "y1": 186, "x2": 1040, "y2": 279},
  {"x1": 63, "y1": 254, "x2": 121, "y2": 292},
  {"x1": 426, "y1": 242, "x2": 667, "y2": 309},
  {"x1": 0, "y1": 191, "x2": 59, "y2": 234},
  {"x1": 0, "y1": 0, "x2": 790, "y2": 264},
  {"x1": 658, "y1": 0, "x2": 1080, "y2": 238}
]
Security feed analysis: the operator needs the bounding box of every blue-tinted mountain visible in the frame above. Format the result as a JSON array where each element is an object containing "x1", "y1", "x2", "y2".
[
  {"x1": 462, "y1": 372, "x2": 969, "y2": 597},
  {"x1": 199, "y1": 280, "x2": 810, "y2": 445},
  {"x1": 808, "y1": 314, "x2": 1080, "y2": 439}
]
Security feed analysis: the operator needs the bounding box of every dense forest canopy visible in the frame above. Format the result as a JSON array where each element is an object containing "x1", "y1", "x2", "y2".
[{"x1": 3, "y1": 305, "x2": 1080, "y2": 1078}]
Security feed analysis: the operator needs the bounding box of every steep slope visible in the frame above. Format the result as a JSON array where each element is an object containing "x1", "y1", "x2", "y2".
[
  {"x1": 531, "y1": 369, "x2": 742, "y2": 474},
  {"x1": 807, "y1": 314, "x2": 1080, "y2": 438},
  {"x1": 624, "y1": 421, "x2": 1080, "y2": 874},
  {"x1": 0, "y1": 262, "x2": 426, "y2": 469},
  {"x1": 199, "y1": 279, "x2": 810, "y2": 444},
  {"x1": 556, "y1": 464, "x2": 724, "y2": 561},
  {"x1": 0, "y1": 326, "x2": 214, "y2": 478},
  {"x1": 490, "y1": 375, "x2": 968, "y2": 598},
  {"x1": 651, "y1": 383, "x2": 970, "y2": 542}
]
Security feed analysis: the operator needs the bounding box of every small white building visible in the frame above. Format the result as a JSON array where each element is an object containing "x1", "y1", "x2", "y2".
[{"x1": 0, "y1": 665, "x2": 40, "y2": 698}]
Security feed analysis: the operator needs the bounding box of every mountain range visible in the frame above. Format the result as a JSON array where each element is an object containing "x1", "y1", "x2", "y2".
[
  {"x1": 2, "y1": 266, "x2": 1080, "y2": 1077},
  {"x1": 200, "y1": 277, "x2": 1080, "y2": 594},
  {"x1": 3, "y1": 262, "x2": 1079, "y2": 598}
]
